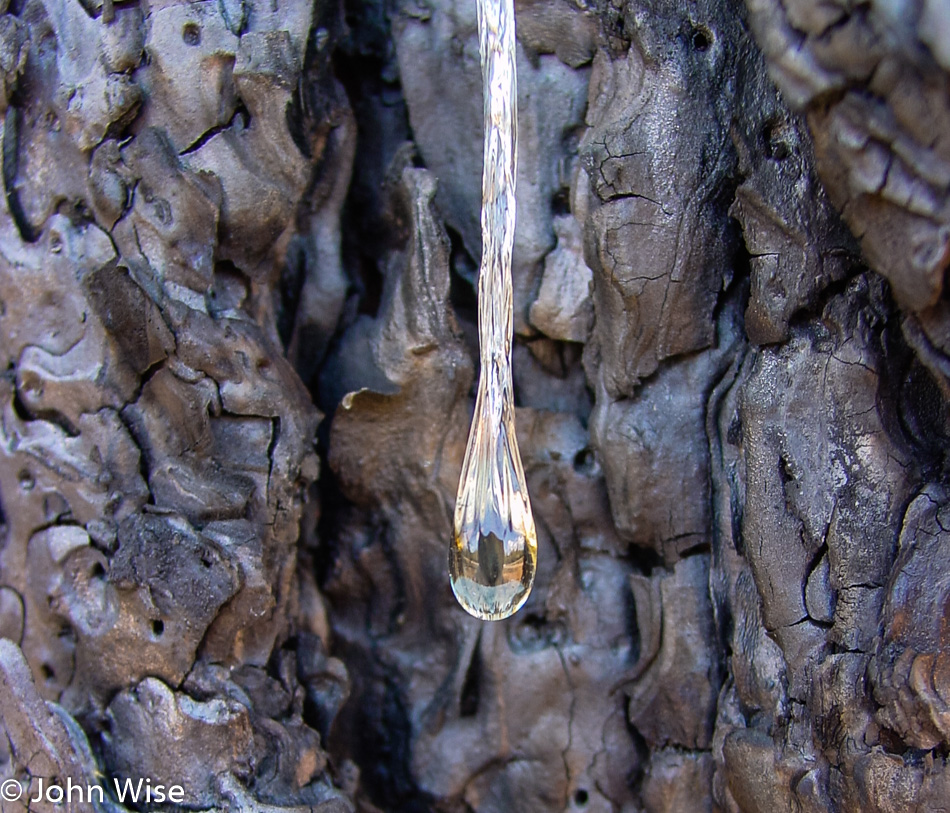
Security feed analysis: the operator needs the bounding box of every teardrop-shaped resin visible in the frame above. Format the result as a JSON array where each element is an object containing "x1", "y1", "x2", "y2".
[
  {"x1": 451, "y1": 375, "x2": 537, "y2": 620},
  {"x1": 452, "y1": 0, "x2": 533, "y2": 620}
]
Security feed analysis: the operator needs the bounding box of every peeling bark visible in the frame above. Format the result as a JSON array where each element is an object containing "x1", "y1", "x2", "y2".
[{"x1": 0, "y1": 0, "x2": 948, "y2": 811}]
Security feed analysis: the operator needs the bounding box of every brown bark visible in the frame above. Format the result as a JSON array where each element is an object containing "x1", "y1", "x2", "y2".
[{"x1": 0, "y1": 0, "x2": 947, "y2": 811}]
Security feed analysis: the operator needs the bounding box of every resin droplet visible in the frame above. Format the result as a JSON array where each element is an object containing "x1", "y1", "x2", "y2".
[
  {"x1": 451, "y1": 0, "x2": 533, "y2": 620},
  {"x1": 451, "y1": 380, "x2": 537, "y2": 620}
]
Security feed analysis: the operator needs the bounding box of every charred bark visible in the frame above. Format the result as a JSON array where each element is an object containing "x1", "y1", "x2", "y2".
[{"x1": 0, "y1": 0, "x2": 947, "y2": 811}]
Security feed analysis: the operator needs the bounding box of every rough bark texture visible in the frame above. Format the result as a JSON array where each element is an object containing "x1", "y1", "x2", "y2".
[{"x1": 0, "y1": 0, "x2": 948, "y2": 811}]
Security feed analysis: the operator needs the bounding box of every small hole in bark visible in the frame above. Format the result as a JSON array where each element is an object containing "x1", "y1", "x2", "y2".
[
  {"x1": 151, "y1": 619, "x2": 164, "y2": 637},
  {"x1": 182, "y1": 22, "x2": 201, "y2": 46},
  {"x1": 41, "y1": 663, "x2": 55, "y2": 681},
  {"x1": 573, "y1": 448, "x2": 598, "y2": 475},
  {"x1": 763, "y1": 120, "x2": 793, "y2": 161},
  {"x1": 17, "y1": 470, "x2": 34, "y2": 491},
  {"x1": 574, "y1": 789, "x2": 589, "y2": 806},
  {"x1": 691, "y1": 26, "x2": 712, "y2": 51},
  {"x1": 201, "y1": 555, "x2": 213, "y2": 568},
  {"x1": 90, "y1": 562, "x2": 105, "y2": 579}
]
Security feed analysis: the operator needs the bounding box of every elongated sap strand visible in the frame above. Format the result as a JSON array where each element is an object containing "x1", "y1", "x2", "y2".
[{"x1": 450, "y1": 0, "x2": 537, "y2": 621}]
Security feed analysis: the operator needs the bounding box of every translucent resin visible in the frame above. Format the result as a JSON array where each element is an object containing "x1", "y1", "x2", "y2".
[{"x1": 450, "y1": 0, "x2": 536, "y2": 620}]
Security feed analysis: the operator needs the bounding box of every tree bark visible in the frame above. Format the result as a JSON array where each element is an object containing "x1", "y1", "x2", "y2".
[{"x1": 0, "y1": 0, "x2": 948, "y2": 811}]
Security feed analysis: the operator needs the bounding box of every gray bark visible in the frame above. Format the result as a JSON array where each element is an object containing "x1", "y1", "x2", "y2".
[{"x1": 0, "y1": 0, "x2": 948, "y2": 811}]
